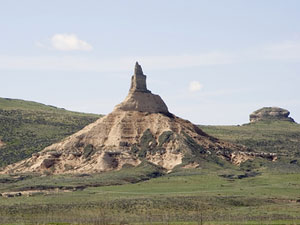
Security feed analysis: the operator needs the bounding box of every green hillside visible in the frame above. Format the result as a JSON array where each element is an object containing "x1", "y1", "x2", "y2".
[
  {"x1": 199, "y1": 120, "x2": 300, "y2": 157},
  {"x1": 0, "y1": 97, "x2": 100, "y2": 167}
]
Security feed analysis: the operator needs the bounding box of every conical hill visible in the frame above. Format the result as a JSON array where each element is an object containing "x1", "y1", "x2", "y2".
[{"x1": 1, "y1": 63, "x2": 276, "y2": 174}]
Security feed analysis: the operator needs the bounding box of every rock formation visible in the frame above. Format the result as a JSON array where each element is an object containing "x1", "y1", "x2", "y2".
[
  {"x1": 250, "y1": 107, "x2": 295, "y2": 123},
  {"x1": 1, "y1": 63, "x2": 276, "y2": 175},
  {"x1": 114, "y1": 62, "x2": 169, "y2": 114}
]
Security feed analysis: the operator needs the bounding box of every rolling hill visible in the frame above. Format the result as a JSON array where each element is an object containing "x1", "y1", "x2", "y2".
[{"x1": 0, "y1": 97, "x2": 100, "y2": 167}]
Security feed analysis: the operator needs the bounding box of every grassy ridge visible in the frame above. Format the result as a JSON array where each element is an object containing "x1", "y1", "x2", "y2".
[
  {"x1": 0, "y1": 97, "x2": 100, "y2": 167},
  {"x1": 199, "y1": 121, "x2": 300, "y2": 174}
]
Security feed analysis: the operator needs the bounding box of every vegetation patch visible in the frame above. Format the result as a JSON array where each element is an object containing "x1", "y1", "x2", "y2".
[
  {"x1": 140, "y1": 129, "x2": 157, "y2": 149},
  {"x1": 0, "y1": 161, "x2": 164, "y2": 193},
  {"x1": 83, "y1": 144, "x2": 95, "y2": 159},
  {"x1": 158, "y1": 131, "x2": 174, "y2": 147},
  {"x1": 181, "y1": 131, "x2": 206, "y2": 155},
  {"x1": 64, "y1": 164, "x2": 74, "y2": 171},
  {"x1": 138, "y1": 129, "x2": 157, "y2": 158},
  {"x1": 219, "y1": 171, "x2": 261, "y2": 180}
]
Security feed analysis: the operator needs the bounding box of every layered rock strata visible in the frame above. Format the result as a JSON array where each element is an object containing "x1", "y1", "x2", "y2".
[
  {"x1": 114, "y1": 62, "x2": 169, "y2": 114},
  {"x1": 250, "y1": 107, "x2": 295, "y2": 123}
]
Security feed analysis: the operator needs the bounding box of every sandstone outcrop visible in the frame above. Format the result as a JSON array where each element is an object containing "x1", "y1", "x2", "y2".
[
  {"x1": 250, "y1": 107, "x2": 295, "y2": 123},
  {"x1": 114, "y1": 62, "x2": 169, "y2": 114},
  {"x1": 1, "y1": 63, "x2": 276, "y2": 175}
]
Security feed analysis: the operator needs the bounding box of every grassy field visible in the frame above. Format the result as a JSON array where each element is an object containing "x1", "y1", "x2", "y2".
[
  {"x1": 0, "y1": 97, "x2": 100, "y2": 167},
  {"x1": 1, "y1": 165, "x2": 300, "y2": 224}
]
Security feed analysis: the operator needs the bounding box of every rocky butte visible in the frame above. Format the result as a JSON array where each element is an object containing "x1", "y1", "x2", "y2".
[
  {"x1": 1, "y1": 63, "x2": 276, "y2": 174},
  {"x1": 250, "y1": 107, "x2": 295, "y2": 123}
]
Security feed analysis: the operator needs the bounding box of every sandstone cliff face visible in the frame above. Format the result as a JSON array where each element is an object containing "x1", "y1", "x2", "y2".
[
  {"x1": 250, "y1": 107, "x2": 295, "y2": 123},
  {"x1": 114, "y1": 92, "x2": 169, "y2": 114},
  {"x1": 1, "y1": 63, "x2": 276, "y2": 175}
]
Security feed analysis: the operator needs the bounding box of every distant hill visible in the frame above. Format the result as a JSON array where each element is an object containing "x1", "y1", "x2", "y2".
[{"x1": 0, "y1": 97, "x2": 101, "y2": 167}]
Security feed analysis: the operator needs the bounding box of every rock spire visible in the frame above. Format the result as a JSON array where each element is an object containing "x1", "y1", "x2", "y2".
[
  {"x1": 130, "y1": 62, "x2": 150, "y2": 93},
  {"x1": 114, "y1": 62, "x2": 169, "y2": 114}
]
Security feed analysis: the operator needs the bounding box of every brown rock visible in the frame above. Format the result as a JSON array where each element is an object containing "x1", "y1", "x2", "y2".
[
  {"x1": 250, "y1": 107, "x2": 295, "y2": 123},
  {"x1": 129, "y1": 62, "x2": 150, "y2": 93},
  {"x1": 41, "y1": 158, "x2": 56, "y2": 169},
  {"x1": 114, "y1": 62, "x2": 169, "y2": 114}
]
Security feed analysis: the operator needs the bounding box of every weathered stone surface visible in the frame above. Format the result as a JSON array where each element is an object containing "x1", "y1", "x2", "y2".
[
  {"x1": 129, "y1": 62, "x2": 150, "y2": 93},
  {"x1": 114, "y1": 62, "x2": 169, "y2": 114},
  {"x1": 114, "y1": 91, "x2": 169, "y2": 114},
  {"x1": 250, "y1": 107, "x2": 295, "y2": 123}
]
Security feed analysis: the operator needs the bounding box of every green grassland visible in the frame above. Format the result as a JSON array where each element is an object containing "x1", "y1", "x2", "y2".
[
  {"x1": 1, "y1": 165, "x2": 300, "y2": 224},
  {"x1": 0, "y1": 97, "x2": 100, "y2": 167},
  {"x1": 1, "y1": 98, "x2": 300, "y2": 224}
]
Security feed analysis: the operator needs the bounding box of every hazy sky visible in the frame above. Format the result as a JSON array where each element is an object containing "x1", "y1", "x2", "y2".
[{"x1": 1, "y1": 0, "x2": 300, "y2": 125}]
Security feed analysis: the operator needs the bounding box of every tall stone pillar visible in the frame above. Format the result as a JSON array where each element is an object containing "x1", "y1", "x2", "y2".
[{"x1": 130, "y1": 62, "x2": 151, "y2": 93}]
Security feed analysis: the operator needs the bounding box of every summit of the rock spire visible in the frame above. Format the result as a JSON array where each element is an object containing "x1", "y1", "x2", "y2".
[
  {"x1": 130, "y1": 62, "x2": 150, "y2": 93},
  {"x1": 134, "y1": 61, "x2": 144, "y2": 75},
  {"x1": 115, "y1": 63, "x2": 169, "y2": 113}
]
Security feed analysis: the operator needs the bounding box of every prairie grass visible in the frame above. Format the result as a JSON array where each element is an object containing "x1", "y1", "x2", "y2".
[{"x1": 1, "y1": 167, "x2": 300, "y2": 224}]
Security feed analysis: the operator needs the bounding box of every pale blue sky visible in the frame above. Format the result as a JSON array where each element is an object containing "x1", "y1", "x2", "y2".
[{"x1": 1, "y1": 0, "x2": 300, "y2": 125}]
